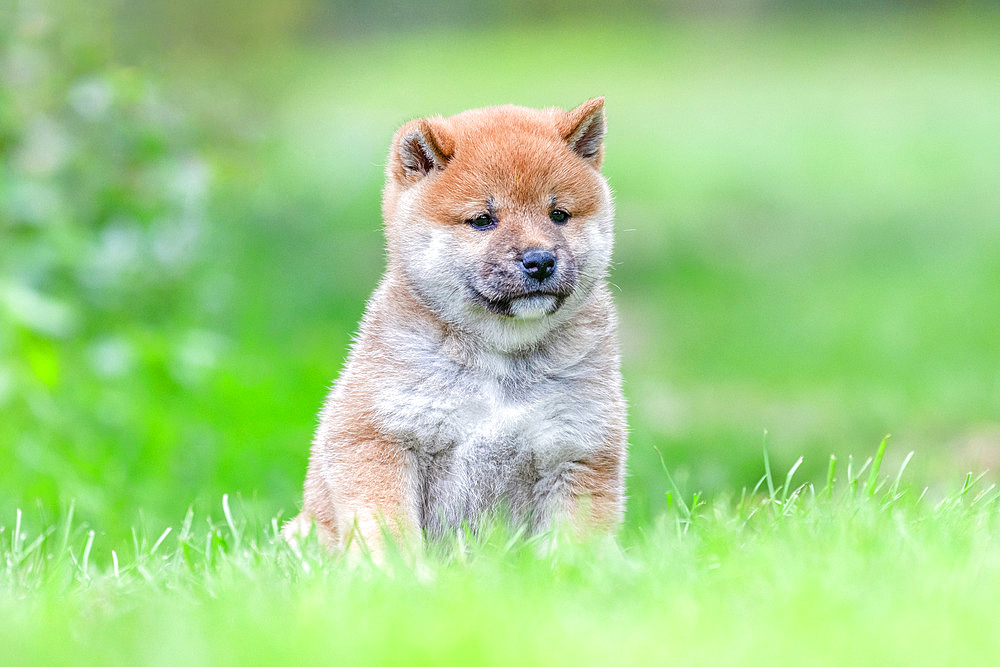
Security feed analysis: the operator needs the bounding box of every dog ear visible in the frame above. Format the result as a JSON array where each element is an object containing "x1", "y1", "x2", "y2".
[
  {"x1": 562, "y1": 97, "x2": 606, "y2": 167},
  {"x1": 391, "y1": 118, "x2": 454, "y2": 185}
]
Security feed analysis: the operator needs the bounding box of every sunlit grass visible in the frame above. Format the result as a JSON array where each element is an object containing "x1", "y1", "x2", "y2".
[{"x1": 4, "y1": 444, "x2": 1000, "y2": 664}]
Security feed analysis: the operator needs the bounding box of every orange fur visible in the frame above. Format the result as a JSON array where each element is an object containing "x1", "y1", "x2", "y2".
[{"x1": 286, "y1": 99, "x2": 627, "y2": 559}]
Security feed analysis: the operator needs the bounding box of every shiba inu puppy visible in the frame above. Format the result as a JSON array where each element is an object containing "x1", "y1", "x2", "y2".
[{"x1": 285, "y1": 98, "x2": 627, "y2": 556}]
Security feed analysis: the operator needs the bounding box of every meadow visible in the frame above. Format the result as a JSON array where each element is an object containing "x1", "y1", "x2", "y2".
[{"x1": 2, "y1": 4, "x2": 1000, "y2": 663}]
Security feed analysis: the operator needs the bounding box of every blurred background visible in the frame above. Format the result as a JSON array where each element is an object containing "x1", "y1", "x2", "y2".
[{"x1": 2, "y1": 0, "x2": 999, "y2": 542}]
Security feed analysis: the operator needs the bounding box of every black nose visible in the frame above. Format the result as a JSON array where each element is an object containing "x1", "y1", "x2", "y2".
[{"x1": 521, "y1": 248, "x2": 556, "y2": 282}]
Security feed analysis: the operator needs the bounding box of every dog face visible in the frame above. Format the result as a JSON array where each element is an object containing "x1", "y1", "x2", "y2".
[{"x1": 382, "y1": 99, "x2": 614, "y2": 348}]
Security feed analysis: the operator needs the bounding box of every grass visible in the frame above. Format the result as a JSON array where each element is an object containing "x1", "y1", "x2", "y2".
[
  {"x1": 4, "y1": 443, "x2": 1000, "y2": 665},
  {"x1": 5, "y1": 9, "x2": 1000, "y2": 664}
]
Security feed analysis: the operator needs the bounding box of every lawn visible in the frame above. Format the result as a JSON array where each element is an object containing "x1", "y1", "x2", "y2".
[
  {"x1": 2, "y1": 4, "x2": 999, "y2": 663},
  {"x1": 5, "y1": 444, "x2": 1000, "y2": 665}
]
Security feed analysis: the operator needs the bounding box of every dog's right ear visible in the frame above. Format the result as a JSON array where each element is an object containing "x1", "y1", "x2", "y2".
[{"x1": 390, "y1": 118, "x2": 454, "y2": 186}]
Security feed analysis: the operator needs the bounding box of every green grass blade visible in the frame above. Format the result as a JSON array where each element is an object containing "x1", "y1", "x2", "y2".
[
  {"x1": 653, "y1": 445, "x2": 691, "y2": 521},
  {"x1": 891, "y1": 451, "x2": 915, "y2": 496},
  {"x1": 781, "y1": 456, "x2": 804, "y2": 506},
  {"x1": 865, "y1": 435, "x2": 890, "y2": 498},
  {"x1": 762, "y1": 433, "x2": 776, "y2": 500},
  {"x1": 823, "y1": 455, "x2": 837, "y2": 500}
]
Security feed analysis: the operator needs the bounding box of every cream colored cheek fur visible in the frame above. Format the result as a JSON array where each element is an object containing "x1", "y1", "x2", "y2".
[{"x1": 393, "y1": 181, "x2": 615, "y2": 350}]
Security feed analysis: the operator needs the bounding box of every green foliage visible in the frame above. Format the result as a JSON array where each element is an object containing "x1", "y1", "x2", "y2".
[
  {"x1": 3, "y1": 447, "x2": 1000, "y2": 663},
  {"x1": 1, "y1": 1, "x2": 215, "y2": 528},
  {"x1": 2, "y1": 3, "x2": 1000, "y2": 546},
  {"x1": 3, "y1": 4, "x2": 1000, "y2": 662}
]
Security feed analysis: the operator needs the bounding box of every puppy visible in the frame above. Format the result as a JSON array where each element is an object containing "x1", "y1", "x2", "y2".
[{"x1": 285, "y1": 98, "x2": 627, "y2": 556}]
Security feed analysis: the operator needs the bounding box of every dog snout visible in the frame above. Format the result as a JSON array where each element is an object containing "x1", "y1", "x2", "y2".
[{"x1": 520, "y1": 248, "x2": 556, "y2": 283}]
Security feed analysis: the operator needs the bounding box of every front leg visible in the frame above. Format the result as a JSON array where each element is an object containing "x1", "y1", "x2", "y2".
[
  {"x1": 537, "y1": 447, "x2": 626, "y2": 537},
  {"x1": 331, "y1": 436, "x2": 421, "y2": 559},
  {"x1": 297, "y1": 425, "x2": 421, "y2": 563}
]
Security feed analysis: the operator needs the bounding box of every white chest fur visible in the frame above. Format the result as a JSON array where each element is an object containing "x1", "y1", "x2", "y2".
[
  {"x1": 353, "y1": 293, "x2": 619, "y2": 534},
  {"x1": 372, "y1": 359, "x2": 603, "y2": 471},
  {"x1": 371, "y1": 357, "x2": 608, "y2": 535}
]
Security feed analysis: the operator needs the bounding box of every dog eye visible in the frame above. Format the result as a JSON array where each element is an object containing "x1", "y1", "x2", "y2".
[
  {"x1": 549, "y1": 209, "x2": 571, "y2": 224},
  {"x1": 466, "y1": 213, "x2": 496, "y2": 230}
]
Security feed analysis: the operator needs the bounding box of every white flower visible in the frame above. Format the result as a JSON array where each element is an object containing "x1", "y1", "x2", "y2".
[
  {"x1": 16, "y1": 116, "x2": 71, "y2": 177},
  {"x1": 67, "y1": 77, "x2": 113, "y2": 121}
]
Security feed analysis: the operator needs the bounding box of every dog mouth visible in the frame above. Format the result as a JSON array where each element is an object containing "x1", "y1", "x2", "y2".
[{"x1": 469, "y1": 288, "x2": 567, "y2": 318}]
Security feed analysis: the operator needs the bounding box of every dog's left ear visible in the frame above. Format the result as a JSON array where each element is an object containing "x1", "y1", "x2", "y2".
[{"x1": 562, "y1": 97, "x2": 606, "y2": 168}]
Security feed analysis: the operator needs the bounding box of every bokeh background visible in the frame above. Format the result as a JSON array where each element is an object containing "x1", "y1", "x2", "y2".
[{"x1": 3, "y1": 0, "x2": 999, "y2": 543}]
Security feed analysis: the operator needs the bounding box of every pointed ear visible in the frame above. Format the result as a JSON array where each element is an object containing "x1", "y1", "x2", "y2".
[
  {"x1": 390, "y1": 118, "x2": 454, "y2": 185},
  {"x1": 562, "y1": 97, "x2": 606, "y2": 167}
]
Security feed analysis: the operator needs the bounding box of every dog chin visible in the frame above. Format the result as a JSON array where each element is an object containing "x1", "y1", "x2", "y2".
[{"x1": 508, "y1": 294, "x2": 560, "y2": 319}]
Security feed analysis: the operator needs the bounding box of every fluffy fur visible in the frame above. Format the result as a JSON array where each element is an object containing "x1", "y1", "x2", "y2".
[{"x1": 285, "y1": 98, "x2": 627, "y2": 555}]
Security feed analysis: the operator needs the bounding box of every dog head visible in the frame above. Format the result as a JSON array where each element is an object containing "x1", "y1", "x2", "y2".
[{"x1": 382, "y1": 98, "x2": 614, "y2": 349}]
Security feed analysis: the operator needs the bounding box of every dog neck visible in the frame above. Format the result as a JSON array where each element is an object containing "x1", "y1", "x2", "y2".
[{"x1": 369, "y1": 269, "x2": 614, "y2": 380}]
